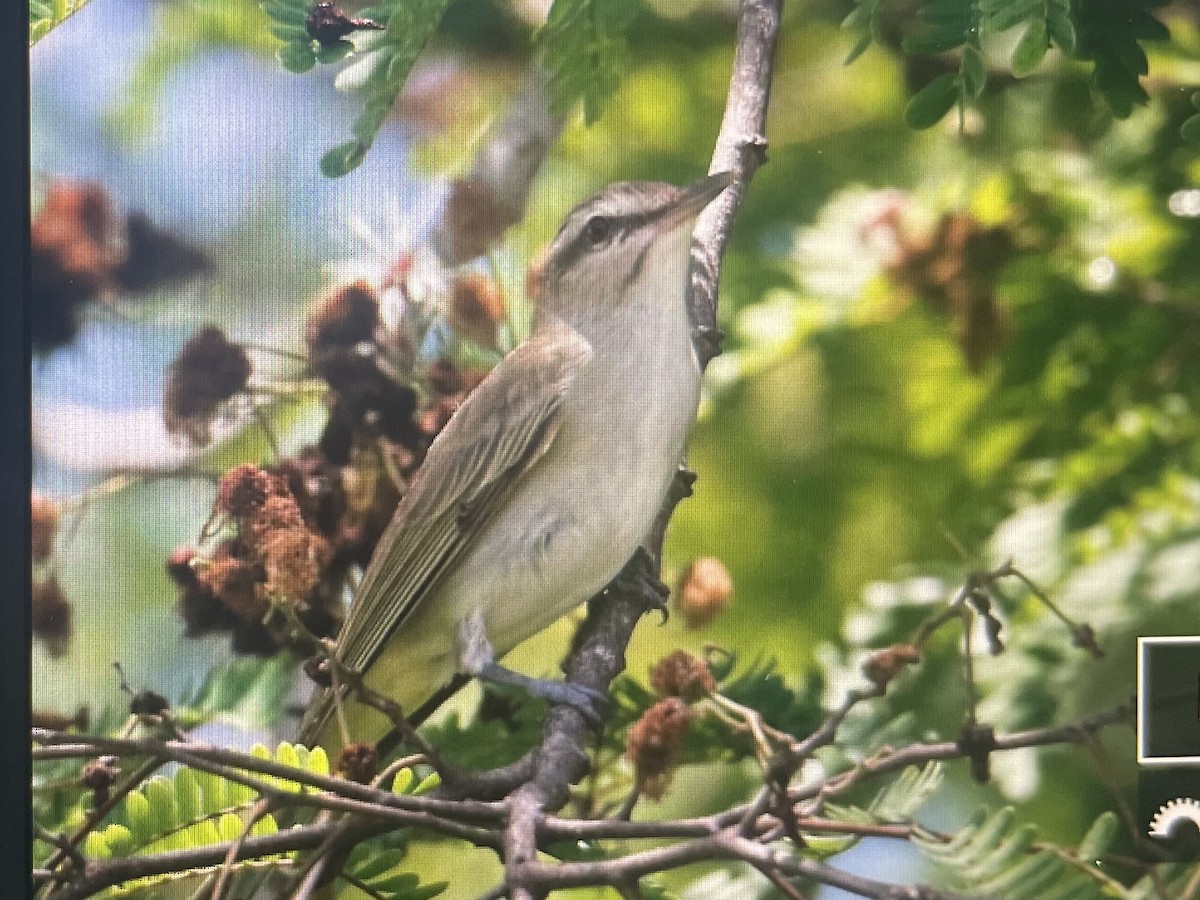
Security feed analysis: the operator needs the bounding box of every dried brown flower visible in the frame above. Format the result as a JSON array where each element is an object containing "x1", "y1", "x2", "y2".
[
  {"x1": 112, "y1": 212, "x2": 211, "y2": 292},
  {"x1": 217, "y1": 465, "x2": 283, "y2": 519},
  {"x1": 30, "y1": 182, "x2": 121, "y2": 352},
  {"x1": 305, "y1": 2, "x2": 384, "y2": 47},
  {"x1": 861, "y1": 643, "x2": 921, "y2": 689},
  {"x1": 305, "y1": 280, "x2": 379, "y2": 358},
  {"x1": 248, "y1": 494, "x2": 306, "y2": 545},
  {"x1": 31, "y1": 492, "x2": 58, "y2": 563},
  {"x1": 676, "y1": 557, "x2": 734, "y2": 629},
  {"x1": 32, "y1": 577, "x2": 73, "y2": 657},
  {"x1": 649, "y1": 651, "x2": 716, "y2": 702},
  {"x1": 337, "y1": 742, "x2": 380, "y2": 783},
  {"x1": 444, "y1": 179, "x2": 512, "y2": 263},
  {"x1": 261, "y1": 527, "x2": 331, "y2": 603},
  {"x1": 449, "y1": 273, "x2": 505, "y2": 349},
  {"x1": 196, "y1": 548, "x2": 267, "y2": 622},
  {"x1": 626, "y1": 697, "x2": 691, "y2": 800},
  {"x1": 885, "y1": 213, "x2": 1013, "y2": 372},
  {"x1": 163, "y1": 326, "x2": 252, "y2": 445},
  {"x1": 82, "y1": 755, "x2": 121, "y2": 807}
]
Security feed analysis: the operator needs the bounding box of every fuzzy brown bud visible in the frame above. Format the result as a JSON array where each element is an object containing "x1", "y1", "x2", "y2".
[
  {"x1": 627, "y1": 697, "x2": 691, "y2": 800},
  {"x1": 305, "y1": 280, "x2": 379, "y2": 355},
  {"x1": 861, "y1": 644, "x2": 921, "y2": 689},
  {"x1": 676, "y1": 557, "x2": 733, "y2": 629},
  {"x1": 32, "y1": 577, "x2": 73, "y2": 657},
  {"x1": 163, "y1": 326, "x2": 252, "y2": 445},
  {"x1": 31, "y1": 492, "x2": 58, "y2": 563},
  {"x1": 649, "y1": 651, "x2": 716, "y2": 702},
  {"x1": 196, "y1": 552, "x2": 267, "y2": 622},
  {"x1": 449, "y1": 273, "x2": 505, "y2": 349},
  {"x1": 444, "y1": 179, "x2": 512, "y2": 263},
  {"x1": 216, "y1": 465, "x2": 281, "y2": 519},
  {"x1": 81, "y1": 755, "x2": 121, "y2": 807},
  {"x1": 261, "y1": 527, "x2": 330, "y2": 603},
  {"x1": 338, "y1": 742, "x2": 379, "y2": 784}
]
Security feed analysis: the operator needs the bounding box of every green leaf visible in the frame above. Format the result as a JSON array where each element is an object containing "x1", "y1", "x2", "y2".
[
  {"x1": 537, "y1": 0, "x2": 642, "y2": 124},
  {"x1": 277, "y1": 42, "x2": 316, "y2": 74},
  {"x1": 1076, "y1": 812, "x2": 1118, "y2": 862},
  {"x1": 82, "y1": 830, "x2": 111, "y2": 859},
  {"x1": 845, "y1": 32, "x2": 872, "y2": 65},
  {"x1": 1046, "y1": 7, "x2": 1076, "y2": 53},
  {"x1": 321, "y1": 141, "x2": 369, "y2": 178},
  {"x1": 314, "y1": 39, "x2": 354, "y2": 64},
  {"x1": 1012, "y1": 19, "x2": 1049, "y2": 77},
  {"x1": 174, "y1": 768, "x2": 200, "y2": 823},
  {"x1": 142, "y1": 777, "x2": 177, "y2": 838},
  {"x1": 263, "y1": 0, "x2": 310, "y2": 27},
  {"x1": 1183, "y1": 113, "x2": 1200, "y2": 145},
  {"x1": 124, "y1": 791, "x2": 153, "y2": 844},
  {"x1": 902, "y1": 25, "x2": 967, "y2": 56},
  {"x1": 962, "y1": 44, "x2": 986, "y2": 97},
  {"x1": 905, "y1": 73, "x2": 960, "y2": 129},
  {"x1": 983, "y1": 0, "x2": 1042, "y2": 34}
]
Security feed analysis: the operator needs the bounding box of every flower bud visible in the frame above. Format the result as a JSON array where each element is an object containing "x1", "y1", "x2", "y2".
[{"x1": 676, "y1": 557, "x2": 733, "y2": 629}]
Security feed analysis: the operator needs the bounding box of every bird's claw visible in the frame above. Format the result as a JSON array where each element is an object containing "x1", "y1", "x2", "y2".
[
  {"x1": 477, "y1": 662, "x2": 609, "y2": 727},
  {"x1": 610, "y1": 547, "x2": 671, "y2": 620}
]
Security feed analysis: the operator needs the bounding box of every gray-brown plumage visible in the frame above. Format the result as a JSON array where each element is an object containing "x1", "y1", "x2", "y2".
[{"x1": 301, "y1": 174, "x2": 733, "y2": 754}]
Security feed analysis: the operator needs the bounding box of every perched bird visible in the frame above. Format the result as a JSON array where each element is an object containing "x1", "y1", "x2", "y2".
[{"x1": 300, "y1": 173, "x2": 734, "y2": 754}]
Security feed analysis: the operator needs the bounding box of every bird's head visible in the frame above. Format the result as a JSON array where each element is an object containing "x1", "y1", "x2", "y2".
[{"x1": 537, "y1": 173, "x2": 734, "y2": 323}]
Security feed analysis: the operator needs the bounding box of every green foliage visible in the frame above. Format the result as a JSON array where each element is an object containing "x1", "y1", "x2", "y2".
[
  {"x1": 826, "y1": 762, "x2": 945, "y2": 827},
  {"x1": 37, "y1": 743, "x2": 318, "y2": 895},
  {"x1": 341, "y1": 841, "x2": 447, "y2": 899},
  {"x1": 174, "y1": 653, "x2": 300, "y2": 731},
  {"x1": 843, "y1": 0, "x2": 1174, "y2": 128},
  {"x1": 536, "y1": 0, "x2": 642, "y2": 124},
  {"x1": 1182, "y1": 91, "x2": 1200, "y2": 144},
  {"x1": 1073, "y1": 0, "x2": 1172, "y2": 119},
  {"x1": 262, "y1": 0, "x2": 455, "y2": 176},
  {"x1": 29, "y1": 0, "x2": 94, "y2": 45},
  {"x1": 420, "y1": 685, "x2": 548, "y2": 769},
  {"x1": 915, "y1": 807, "x2": 1191, "y2": 899}
]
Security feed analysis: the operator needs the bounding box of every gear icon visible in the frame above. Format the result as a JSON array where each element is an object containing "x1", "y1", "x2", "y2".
[{"x1": 1148, "y1": 797, "x2": 1200, "y2": 839}]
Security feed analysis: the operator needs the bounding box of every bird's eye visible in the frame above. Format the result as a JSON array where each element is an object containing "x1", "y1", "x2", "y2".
[{"x1": 583, "y1": 216, "x2": 613, "y2": 247}]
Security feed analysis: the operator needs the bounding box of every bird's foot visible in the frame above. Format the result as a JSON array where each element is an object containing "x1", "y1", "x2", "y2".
[
  {"x1": 610, "y1": 546, "x2": 671, "y2": 619},
  {"x1": 477, "y1": 662, "x2": 608, "y2": 726}
]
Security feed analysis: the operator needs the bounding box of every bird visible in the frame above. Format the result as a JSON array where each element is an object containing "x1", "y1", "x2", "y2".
[{"x1": 300, "y1": 172, "x2": 734, "y2": 755}]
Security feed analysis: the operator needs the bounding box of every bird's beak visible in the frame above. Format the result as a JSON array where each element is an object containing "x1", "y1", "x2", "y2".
[{"x1": 658, "y1": 171, "x2": 736, "y2": 233}]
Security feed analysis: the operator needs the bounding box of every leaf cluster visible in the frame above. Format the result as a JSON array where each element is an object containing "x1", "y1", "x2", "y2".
[
  {"x1": 842, "y1": 0, "x2": 1175, "y2": 130},
  {"x1": 535, "y1": 0, "x2": 643, "y2": 124},
  {"x1": 916, "y1": 808, "x2": 1192, "y2": 899},
  {"x1": 263, "y1": 0, "x2": 456, "y2": 177}
]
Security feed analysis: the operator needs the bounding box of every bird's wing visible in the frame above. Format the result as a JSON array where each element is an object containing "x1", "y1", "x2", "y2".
[{"x1": 327, "y1": 316, "x2": 591, "y2": 681}]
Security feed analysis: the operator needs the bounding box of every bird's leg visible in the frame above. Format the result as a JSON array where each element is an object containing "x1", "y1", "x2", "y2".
[
  {"x1": 456, "y1": 611, "x2": 608, "y2": 725},
  {"x1": 609, "y1": 545, "x2": 671, "y2": 618}
]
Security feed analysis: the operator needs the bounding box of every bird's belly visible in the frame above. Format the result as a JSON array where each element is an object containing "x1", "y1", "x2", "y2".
[{"x1": 441, "y1": 359, "x2": 700, "y2": 657}]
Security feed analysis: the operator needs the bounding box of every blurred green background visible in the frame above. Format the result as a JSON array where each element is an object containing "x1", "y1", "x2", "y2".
[{"x1": 30, "y1": 0, "x2": 1200, "y2": 896}]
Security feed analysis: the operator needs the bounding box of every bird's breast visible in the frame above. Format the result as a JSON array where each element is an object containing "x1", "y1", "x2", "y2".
[{"x1": 444, "y1": 304, "x2": 702, "y2": 655}]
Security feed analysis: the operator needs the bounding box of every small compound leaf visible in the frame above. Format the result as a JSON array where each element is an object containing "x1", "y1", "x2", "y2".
[
  {"x1": 905, "y1": 73, "x2": 960, "y2": 129},
  {"x1": 321, "y1": 141, "x2": 368, "y2": 178},
  {"x1": 1183, "y1": 114, "x2": 1200, "y2": 145},
  {"x1": 315, "y1": 40, "x2": 354, "y2": 64},
  {"x1": 1011, "y1": 19, "x2": 1049, "y2": 77},
  {"x1": 963, "y1": 44, "x2": 987, "y2": 97},
  {"x1": 1076, "y1": 811, "x2": 1119, "y2": 862},
  {"x1": 277, "y1": 42, "x2": 316, "y2": 73}
]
